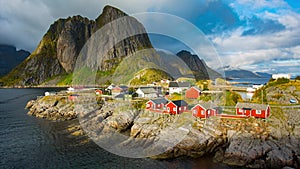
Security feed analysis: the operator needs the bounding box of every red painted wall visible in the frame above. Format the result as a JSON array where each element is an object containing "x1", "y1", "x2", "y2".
[
  {"x1": 166, "y1": 102, "x2": 177, "y2": 114},
  {"x1": 192, "y1": 105, "x2": 205, "y2": 118},
  {"x1": 206, "y1": 109, "x2": 216, "y2": 118},
  {"x1": 146, "y1": 101, "x2": 153, "y2": 110},
  {"x1": 237, "y1": 107, "x2": 271, "y2": 119},
  {"x1": 185, "y1": 88, "x2": 200, "y2": 99},
  {"x1": 236, "y1": 108, "x2": 251, "y2": 117}
]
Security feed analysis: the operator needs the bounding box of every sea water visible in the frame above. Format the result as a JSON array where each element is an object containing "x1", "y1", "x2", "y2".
[{"x1": 0, "y1": 88, "x2": 230, "y2": 169}]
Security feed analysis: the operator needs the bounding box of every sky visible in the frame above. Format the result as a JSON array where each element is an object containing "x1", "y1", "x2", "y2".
[{"x1": 0, "y1": 0, "x2": 299, "y2": 76}]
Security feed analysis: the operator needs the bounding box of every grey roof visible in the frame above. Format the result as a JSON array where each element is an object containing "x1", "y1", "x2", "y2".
[
  {"x1": 169, "y1": 82, "x2": 190, "y2": 88},
  {"x1": 236, "y1": 102, "x2": 269, "y2": 110},
  {"x1": 172, "y1": 100, "x2": 188, "y2": 107},
  {"x1": 139, "y1": 87, "x2": 158, "y2": 94},
  {"x1": 114, "y1": 94, "x2": 125, "y2": 98},
  {"x1": 197, "y1": 101, "x2": 218, "y2": 109},
  {"x1": 150, "y1": 97, "x2": 169, "y2": 104},
  {"x1": 119, "y1": 85, "x2": 128, "y2": 90}
]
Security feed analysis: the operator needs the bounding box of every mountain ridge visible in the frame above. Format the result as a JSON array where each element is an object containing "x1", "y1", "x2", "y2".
[
  {"x1": 1, "y1": 5, "x2": 221, "y2": 87},
  {"x1": 0, "y1": 44, "x2": 30, "y2": 77},
  {"x1": 221, "y1": 66, "x2": 271, "y2": 79}
]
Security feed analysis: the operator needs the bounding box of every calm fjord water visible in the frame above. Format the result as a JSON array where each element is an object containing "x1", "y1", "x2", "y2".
[{"x1": 0, "y1": 88, "x2": 229, "y2": 169}]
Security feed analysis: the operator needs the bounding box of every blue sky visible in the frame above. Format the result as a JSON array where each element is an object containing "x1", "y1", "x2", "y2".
[{"x1": 0, "y1": 0, "x2": 299, "y2": 76}]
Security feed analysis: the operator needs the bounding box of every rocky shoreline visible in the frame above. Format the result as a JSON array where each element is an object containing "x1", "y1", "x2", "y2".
[{"x1": 26, "y1": 94, "x2": 300, "y2": 168}]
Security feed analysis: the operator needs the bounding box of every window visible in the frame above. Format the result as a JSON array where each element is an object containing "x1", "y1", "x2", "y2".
[
  {"x1": 167, "y1": 107, "x2": 170, "y2": 111},
  {"x1": 173, "y1": 107, "x2": 176, "y2": 111},
  {"x1": 201, "y1": 110, "x2": 204, "y2": 115},
  {"x1": 193, "y1": 109, "x2": 197, "y2": 114},
  {"x1": 184, "y1": 107, "x2": 186, "y2": 110},
  {"x1": 179, "y1": 107, "x2": 181, "y2": 111},
  {"x1": 256, "y1": 110, "x2": 261, "y2": 114},
  {"x1": 147, "y1": 103, "x2": 150, "y2": 108}
]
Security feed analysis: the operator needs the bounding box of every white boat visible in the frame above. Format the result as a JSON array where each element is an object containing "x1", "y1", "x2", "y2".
[{"x1": 246, "y1": 87, "x2": 256, "y2": 93}]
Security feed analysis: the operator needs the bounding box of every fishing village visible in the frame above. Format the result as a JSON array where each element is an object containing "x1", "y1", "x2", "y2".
[{"x1": 24, "y1": 75, "x2": 300, "y2": 168}]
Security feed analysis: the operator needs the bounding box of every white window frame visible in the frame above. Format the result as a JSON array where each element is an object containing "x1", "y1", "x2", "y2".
[
  {"x1": 256, "y1": 110, "x2": 261, "y2": 114},
  {"x1": 201, "y1": 110, "x2": 205, "y2": 115}
]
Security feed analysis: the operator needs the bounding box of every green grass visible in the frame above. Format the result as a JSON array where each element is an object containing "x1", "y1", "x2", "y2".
[
  {"x1": 252, "y1": 78, "x2": 300, "y2": 104},
  {"x1": 57, "y1": 74, "x2": 73, "y2": 86},
  {"x1": 130, "y1": 68, "x2": 173, "y2": 86}
]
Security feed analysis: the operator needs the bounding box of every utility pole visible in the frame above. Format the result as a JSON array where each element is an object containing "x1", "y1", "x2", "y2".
[{"x1": 261, "y1": 89, "x2": 263, "y2": 104}]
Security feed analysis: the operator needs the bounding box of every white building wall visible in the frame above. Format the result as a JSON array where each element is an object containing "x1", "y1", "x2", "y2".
[{"x1": 272, "y1": 74, "x2": 291, "y2": 79}]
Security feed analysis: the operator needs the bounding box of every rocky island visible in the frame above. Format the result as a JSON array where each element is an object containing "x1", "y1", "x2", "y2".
[{"x1": 25, "y1": 88, "x2": 300, "y2": 169}]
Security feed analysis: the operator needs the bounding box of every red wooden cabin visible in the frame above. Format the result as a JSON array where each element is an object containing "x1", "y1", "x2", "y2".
[
  {"x1": 185, "y1": 86, "x2": 202, "y2": 99},
  {"x1": 236, "y1": 102, "x2": 271, "y2": 119},
  {"x1": 146, "y1": 97, "x2": 169, "y2": 111},
  {"x1": 192, "y1": 102, "x2": 218, "y2": 118},
  {"x1": 166, "y1": 100, "x2": 188, "y2": 115}
]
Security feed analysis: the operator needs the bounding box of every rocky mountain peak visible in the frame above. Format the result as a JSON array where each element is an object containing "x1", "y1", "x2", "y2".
[
  {"x1": 0, "y1": 5, "x2": 153, "y2": 86},
  {"x1": 95, "y1": 5, "x2": 128, "y2": 28},
  {"x1": 176, "y1": 50, "x2": 220, "y2": 80}
]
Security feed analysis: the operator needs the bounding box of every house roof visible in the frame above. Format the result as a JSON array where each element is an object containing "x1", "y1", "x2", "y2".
[
  {"x1": 114, "y1": 94, "x2": 125, "y2": 98},
  {"x1": 150, "y1": 97, "x2": 169, "y2": 105},
  {"x1": 236, "y1": 102, "x2": 269, "y2": 110},
  {"x1": 196, "y1": 101, "x2": 218, "y2": 110},
  {"x1": 139, "y1": 87, "x2": 158, "y2": 94},
  {"x1": 171, "y1": 100, "x2": 188, "y2": 107},
  {"x1": 112, "y1": 85, "x2": 128, "y2": 91},
  {"x1": 119, "y1": 85, "x2": 128, "y2": 90},
  {"x1": 169, "y1": 82, "x2": 190, "y2": 88}
]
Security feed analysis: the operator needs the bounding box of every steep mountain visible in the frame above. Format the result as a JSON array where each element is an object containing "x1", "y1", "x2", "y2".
[
  {"x1": 176, "y1": 50, "x2": 221, "y2": 80},
  {"x1": 0, "y1": 45, "x2": 30, "y2": 76},
  {"x1": 0, "y1": 5, "x2": 152, "y2": 86}
]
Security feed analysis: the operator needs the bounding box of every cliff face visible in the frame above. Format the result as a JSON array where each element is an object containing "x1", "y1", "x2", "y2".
[
  {"x1": 1, "y1": 5, "x2": 152, "y2": 86},
  {"x1": 176, "y1": 50, "x2": 221, "y2": 80},
  {"x1": 0, "y1": 45, "x2": 30, "y2": 77}
]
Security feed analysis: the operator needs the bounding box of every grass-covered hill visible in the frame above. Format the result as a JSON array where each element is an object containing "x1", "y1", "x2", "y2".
[
  {"x1": 252, "y1": 78, "x2": 300, "y2": 105},
  {"x1": 129, "y1": 68, "x2": 173, "y2": 86}
]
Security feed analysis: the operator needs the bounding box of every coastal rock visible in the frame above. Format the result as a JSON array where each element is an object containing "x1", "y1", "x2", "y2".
[
  {"x1": 25, "y1": 100, "x2": 36, "y2": 109},
  {"x1": 25, "y1": 94, "x2": 300, "y2": 168},
  {"x1": 26, "y1": 94, "x2": 77, "y2": 121}
]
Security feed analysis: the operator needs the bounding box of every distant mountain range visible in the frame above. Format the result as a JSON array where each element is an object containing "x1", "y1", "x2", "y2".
[
  {"x1": 0, "y1": 45, "x2": 30, "y2": 76},
  {"x1": 0, "y1": 5, "x2": 220, "y2": 87},
  {"x1": 221, "y1": 66, "x2": 271, "y2": 79}
]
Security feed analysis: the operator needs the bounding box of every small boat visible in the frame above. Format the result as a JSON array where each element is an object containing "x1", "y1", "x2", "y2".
[
  {"x1": 246, "y1": 87, "x2": 256, "y2": 93},
  {"x1": 290, "y1": 99, "x2": 297, "y2": 104},
  {"x1": 67, "y1": 87, "x2": 75, "y2": 91}
]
